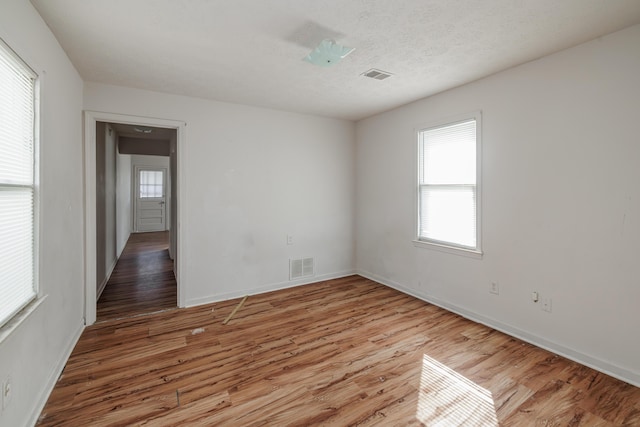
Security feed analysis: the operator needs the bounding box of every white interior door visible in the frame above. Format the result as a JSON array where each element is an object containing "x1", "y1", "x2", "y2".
[{"x1": 136, "y1": 167, "x2": 167, "y2": 232}]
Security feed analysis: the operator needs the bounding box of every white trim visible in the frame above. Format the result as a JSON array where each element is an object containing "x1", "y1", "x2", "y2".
[
  {"x1": 184, "y1": 270, "x2": 356, "y2": 307},
  {"x1": 116, "y1": 229, "x2": 131, "y2": 259},
  {"x1": 0, "y1": 295, "x2": 46, "y2": 345},
  {"x1": 83, "y1": 111, "x2": 187, "y2": 325},
  {"x1": 412, "y1": 240, "x2": 482, "y2": 259},
  {"x1": 33, "y1": 63, "x2": 42, "y2": 303},
  {"x1": 26, "y1": 319, "x2": 84, "y2": 427},
  {"x1": 96, "y1": 256, "x2": 118, "y2": 300},
  {"x1": 357, "y1": 269, "x2": 640, "y2": 388}
]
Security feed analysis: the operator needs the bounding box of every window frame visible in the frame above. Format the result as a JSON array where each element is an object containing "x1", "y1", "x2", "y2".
[
  {"x1": 413, "y1": 111, "x2": 482, "y2": 258},
  {"x1": 0, "y1": 37, "x2": 41, "y2": 332}
]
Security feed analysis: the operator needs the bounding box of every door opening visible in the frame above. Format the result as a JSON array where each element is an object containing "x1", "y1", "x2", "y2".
[{"x1": 84, "y1": 111, "x2": 186, "y2": 325}]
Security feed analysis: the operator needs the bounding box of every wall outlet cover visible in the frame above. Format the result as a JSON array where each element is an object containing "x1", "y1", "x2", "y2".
[
  {"x1": 2, "y1": 376, "x2": 12, "y2": 410},
  {"x1": 490, "y1": 282, "x2": 499, "y2": 295}
]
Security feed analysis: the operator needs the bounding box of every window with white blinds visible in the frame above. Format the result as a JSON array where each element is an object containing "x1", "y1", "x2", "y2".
[
  {"x1": 417, "y1": 113, "x2": 481, "y2": 253},
  {"x1": 0, "y1": 39, "x2": 37, "y2": 328}
]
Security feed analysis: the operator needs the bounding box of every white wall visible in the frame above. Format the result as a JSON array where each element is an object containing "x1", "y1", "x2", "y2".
[
  {"x1": 169, "y1": 134, "x2": 178, "y2": 260},
  {"x1": 105, "y1": 125, "x2": 116, "y2": 264},
  {"x1": 0, "y1": 1, "x2": 84, "y2": 426},
  {"x1": 84, "y1": 85, "x2": 356, "y2": 306},
  {"x1": 356, "y1": 24, "x2": 640, "y2": 386},
  {"x1": 116, "y1": 150, "x2": 132, "y2": 256},
  {"x1": 96, "y1": 122, "x2": 118, "y2": 296}
]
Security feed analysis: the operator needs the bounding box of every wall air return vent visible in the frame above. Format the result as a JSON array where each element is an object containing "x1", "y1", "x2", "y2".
[
  {"x1": 361, "y1": 68, "x2": 393, "y2": 80},
  {"x1": 290, "y1": 257, "x2": 314, "y2": 280}
]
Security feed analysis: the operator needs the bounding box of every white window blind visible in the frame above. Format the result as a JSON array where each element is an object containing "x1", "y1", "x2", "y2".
[
  {"x1": 0, "y1": 39, "x2": 37, "y2": 328},
  {"x1": 418, "y1": 116, "x2": 480, "y2": 251}
]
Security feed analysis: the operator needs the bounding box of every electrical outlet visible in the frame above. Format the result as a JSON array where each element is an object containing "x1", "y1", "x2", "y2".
[
  {"x1": 490, "y1": 282, "x2": 499, "y2": 295},
  {"x1": 542, "y1": 298, "x2": 552, "y2": 313},
  {"x1": 2, "y1": 376, "x2": 12, "y2": 410},
  {"x1": 286, "y1": 235, "x2": 293, "y2": 245}
]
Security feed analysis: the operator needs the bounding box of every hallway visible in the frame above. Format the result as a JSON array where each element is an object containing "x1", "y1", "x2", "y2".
[{"x1": 97, "y1": 231, "x2": 177, "y2": 322}]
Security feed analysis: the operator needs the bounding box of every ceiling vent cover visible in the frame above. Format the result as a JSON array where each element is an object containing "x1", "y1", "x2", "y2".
[
  {"x1": 362, "y1": 68, "x2": 393, "y2": 80},
  {"x1": 290, "y1": 257, "x2": 314, "y2": 280}
]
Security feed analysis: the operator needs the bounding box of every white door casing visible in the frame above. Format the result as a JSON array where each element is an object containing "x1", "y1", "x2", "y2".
[
  {"x1": 83, "y1": 111, "x2": 187, "y2": 326},
  {"x1": 135, "y1": 167, "x2": 167, "y2": 232}
]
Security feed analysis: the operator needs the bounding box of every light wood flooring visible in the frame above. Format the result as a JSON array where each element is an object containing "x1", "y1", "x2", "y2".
[
  {"x1": 38, "y1": 276, "x2": 640, "y2": 426},
  {"x1": 97, "y1": 231, "x2": 177, "y2": 322}
]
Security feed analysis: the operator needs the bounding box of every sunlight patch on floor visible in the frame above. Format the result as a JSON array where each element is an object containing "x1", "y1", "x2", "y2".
[{"x1": 417, "y1": 354, "x2": 498, "y2": 426}]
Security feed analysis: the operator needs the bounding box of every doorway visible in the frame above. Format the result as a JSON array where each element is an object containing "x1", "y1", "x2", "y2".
[{"x1": 84, "y1": 111, "x2": 186, "y2": 325}]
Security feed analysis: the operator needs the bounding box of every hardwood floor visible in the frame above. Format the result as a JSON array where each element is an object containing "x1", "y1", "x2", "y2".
[
  {"x1": 97, "y1": 231, "x2": 177, "y2": 322},
  {"x1": 39, "y1": 276, "x2": 639, "y2": 426}
]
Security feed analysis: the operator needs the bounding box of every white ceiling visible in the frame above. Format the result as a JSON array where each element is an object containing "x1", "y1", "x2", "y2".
[{"x1": 31, "y1": 0, "x2": 640, "y2": 121}]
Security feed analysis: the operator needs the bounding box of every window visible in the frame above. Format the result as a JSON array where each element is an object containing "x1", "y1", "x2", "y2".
[
  {"x1": 0, "y1": 39, "x2": 38, "y2": 328},
  {"x1": 139, "y1": 170, "x2": 163, "y2": 198},
  {"x1": 416, "y1": 113, "x2": 481, "y2": 255}
]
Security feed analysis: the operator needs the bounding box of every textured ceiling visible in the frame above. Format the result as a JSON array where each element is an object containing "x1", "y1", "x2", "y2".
[{"x1": 31, "y1": 0, "x2": 640, "y2": 121}]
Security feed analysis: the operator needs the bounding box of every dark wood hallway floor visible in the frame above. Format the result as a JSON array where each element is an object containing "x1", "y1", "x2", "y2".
[{"x1": 97, "y1": 231, "x2": 177, "y2": 322}]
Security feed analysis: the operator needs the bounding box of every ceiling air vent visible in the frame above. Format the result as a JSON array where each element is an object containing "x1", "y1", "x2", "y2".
[{"x1": 362, "y1": 68, "x2": 393, "y2": 80}]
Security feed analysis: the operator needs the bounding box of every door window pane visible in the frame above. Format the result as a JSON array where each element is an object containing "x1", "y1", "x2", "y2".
[{"x1": 139, "y1": 170, "x2": 163, "y2": 198}]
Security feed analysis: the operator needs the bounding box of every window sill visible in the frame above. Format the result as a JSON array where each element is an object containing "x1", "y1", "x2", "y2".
[
  {"x1": 0, "y1": 295, "x2": 47, "y2": 345},
  {"x1": 412, "y1": 240, "x2": 483, "y2": 259}
]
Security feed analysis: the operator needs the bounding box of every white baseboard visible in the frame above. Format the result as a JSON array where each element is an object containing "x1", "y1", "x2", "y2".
[
  {"x1": 185, "y1": 270, "x2": 356, "y2": 307},
  {"x1": 117, "y1": 231, "x2": 131, "y2": 259},
  {"x1": 27, "y1": 319, "x2": 84, "y2": 427},
  {"x1": 96, "y1": 256, "x2": 119, "y2": 300},
  {"x1": 357, "y1": 270, "x2": 640, "y2": 388}
]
